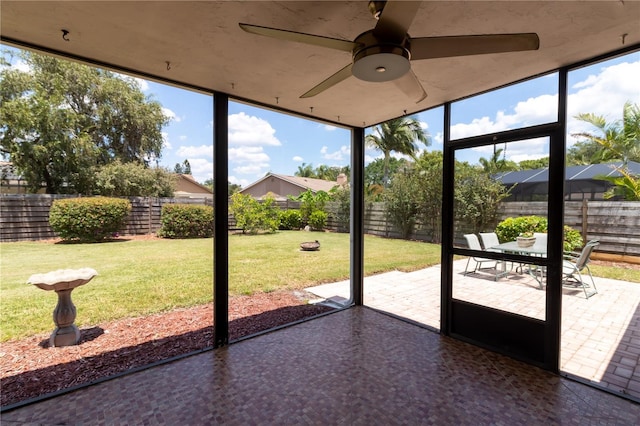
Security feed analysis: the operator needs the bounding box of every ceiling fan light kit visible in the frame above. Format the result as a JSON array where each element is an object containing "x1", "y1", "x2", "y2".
[
  {"x1": 352, "y1": 44, "x2": 411, "y2": 82},
  {"x1": 239, "y1": 0, "x2": 540, "y2": 102}
]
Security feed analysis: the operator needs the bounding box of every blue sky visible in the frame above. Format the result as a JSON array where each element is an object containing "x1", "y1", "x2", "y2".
[{"x1": 3, "y1": 45, "x2": 639, "y2": 186}]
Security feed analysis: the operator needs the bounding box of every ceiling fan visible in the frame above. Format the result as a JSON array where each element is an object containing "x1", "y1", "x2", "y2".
[{"x1": 239, "y1": 1, "x2": 539, "y2": 103}]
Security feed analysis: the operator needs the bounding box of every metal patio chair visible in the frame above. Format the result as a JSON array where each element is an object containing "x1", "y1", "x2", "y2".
[
  {"x1": 464, "y1": 234, "x2": 499, "y2": 280},
  {"x1": 562, "y1": 240, "x2": 600, "y2": 299}
]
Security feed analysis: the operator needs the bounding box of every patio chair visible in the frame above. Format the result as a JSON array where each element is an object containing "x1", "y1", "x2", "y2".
[
  {"x1": 562, "y1": 240, "x2": 599, "y2": 299},
  {"x1": 463, "y1": 234, "x2": 499, "y2": 280},
  {"x1": 525, "y1": 232, "x2": 548, "y2": 279},
  {"x1": 479, "y1": 232, "x2": 500, "y2": 251}
]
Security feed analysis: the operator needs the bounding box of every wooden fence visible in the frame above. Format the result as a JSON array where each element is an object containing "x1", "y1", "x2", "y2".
[
  {"x1": 0, "y1": 194, "x2": 213, "y2": 242},
  {"x1": 1, "y1": 194, "x2": 638, "y2": 257}
]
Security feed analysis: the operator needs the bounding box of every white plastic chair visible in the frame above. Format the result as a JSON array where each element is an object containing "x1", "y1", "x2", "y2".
[
  {"x1": 463, "y1": 234, "x2": 498, "y2": 279},
  {"x1": 479, "y1": 232, "x2": 500, "y2": 251}
]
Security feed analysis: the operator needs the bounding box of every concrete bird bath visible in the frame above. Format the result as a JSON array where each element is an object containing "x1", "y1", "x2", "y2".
[{"x1": 27, "y1": 268, "x2": 97, "y2": 347}]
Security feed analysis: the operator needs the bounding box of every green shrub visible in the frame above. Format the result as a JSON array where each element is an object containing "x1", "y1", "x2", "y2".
[
  {"x1": 495, "y1": 216, "x2": 548, "y2": 242},
  {"x1": 280, "y1": 209, "x2": 302, "y2": 230},
  {"x1": 157, "y1": 204, "x2": 214, "y2": 238},
  {"x1": 49, "y1": 197, "x2": 131, "y2": 242},
  {"x1": 229, "y1": 193, "x2": 279, "y2": 234},
  {"x1": 308, "y1": 210, "x2": 327, "y2": 231},
  {"x1": 563, "y1": 226, "x2": 583, "y2": 252},
  {"x1": 495, "y1": 215, "x2": 584, "y2": 252}
]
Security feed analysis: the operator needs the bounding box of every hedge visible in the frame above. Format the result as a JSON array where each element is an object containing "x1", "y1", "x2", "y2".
[{"x1": 49, "y1": 197, "x2": 131, "y2": 242}]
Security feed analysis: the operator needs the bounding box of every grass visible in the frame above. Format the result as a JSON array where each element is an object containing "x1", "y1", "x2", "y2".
[
  {"x1": 0, "y1": 231, "x2": 441, "y2": 341},
  {"x1": 1, "y1": 231, "x2": 638, "y2": 341}
]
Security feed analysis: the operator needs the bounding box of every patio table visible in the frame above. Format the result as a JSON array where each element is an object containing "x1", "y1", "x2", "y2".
[{"x1": 490, "y1": 241, "x2": 546, "y2": 288}]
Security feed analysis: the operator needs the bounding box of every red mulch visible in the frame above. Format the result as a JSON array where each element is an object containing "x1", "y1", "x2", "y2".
[{"x1": 0, "y1": 290, "x2": 334, "y2": 407}]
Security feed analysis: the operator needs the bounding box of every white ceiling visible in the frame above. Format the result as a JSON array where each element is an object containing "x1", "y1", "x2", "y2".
[{"x1": 2, "y1": 1, "x2": 639, "y2": 127}]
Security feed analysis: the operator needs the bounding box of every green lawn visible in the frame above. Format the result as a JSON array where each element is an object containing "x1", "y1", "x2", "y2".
[
  {"x1": 1, "y1": 231, "x2": 638, "y2": 342},
  {"x1": 0, "y1": 231, "x2": 441, "y2": 341}
]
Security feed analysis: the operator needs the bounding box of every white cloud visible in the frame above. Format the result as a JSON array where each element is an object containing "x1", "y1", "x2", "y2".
[
  {"x1": 133, "y1": 77, "x2": 149, "y2": 91},
  {"x1": 451, "y1": 116, "x2": 509, "y2": 140},
  {"x1": 228, "y1": 175, "x2": 251, "y2": 188},
  {"x1": 292, "y1": 156, "x2": 304, "y2": 162},
  {"x1": 450, "y1": 59, "x2": 639, "y2": 159},
  {"x1": 323, "y1": 124, "x2": 337, "y2": 131},
  {"x1": 321, "y1": 145, "x2": 350, "y2": 161},
  {"x1": 162, "y1": 107, "x2": 181, "y2": 122},
  {"x1": 179, "y1": 135, "x2": 188, "y2": 141},
  {"x1": 177, "y1": 145, "x2": 213, "y2": 157},
  {"x1": 228, "y1": 146, "x2": 269, "y2": 163},
  {"x1": 566, "y1": 61, "x2": 640, "y2": 147},
  {"x1": 187, "y1": 158, "x2": 213, "y2": 182},
  {"x1": 228, "y1": 112, "x2": 281, "y2": 146}
]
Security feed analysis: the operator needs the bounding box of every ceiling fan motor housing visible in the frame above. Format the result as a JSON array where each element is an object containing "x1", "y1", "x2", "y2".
[{"x1": 352, "y1": 30, "x2": 411, "y2": 82}]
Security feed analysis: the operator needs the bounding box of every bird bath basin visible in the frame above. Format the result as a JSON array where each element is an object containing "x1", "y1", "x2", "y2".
[
  {"x1": 27, "y1": 268, "x2": 97, "y2": 347},
  {"x1": 300, "y1": 240, "x2": 320, "y2": 251}
]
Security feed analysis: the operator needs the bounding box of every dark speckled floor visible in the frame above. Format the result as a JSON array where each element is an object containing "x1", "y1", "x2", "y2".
[{"x1": 2, "y1": 307, "x2": 639, "y2": 425}]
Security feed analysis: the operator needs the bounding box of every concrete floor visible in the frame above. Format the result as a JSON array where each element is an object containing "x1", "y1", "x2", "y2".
[
  {"x1": 2, "y1": 307, "x2": 639, "y2": 425},
  {"x1": 306, "y1": 259, "x2": 640, "y2": 401}
]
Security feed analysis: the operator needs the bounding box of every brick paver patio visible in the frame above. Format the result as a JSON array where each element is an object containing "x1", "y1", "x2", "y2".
[{"x1": 306, "y1": 259, "x2": 640, "y2": 401}]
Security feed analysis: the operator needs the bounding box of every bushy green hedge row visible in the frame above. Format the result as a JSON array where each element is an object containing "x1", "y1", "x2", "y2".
[
  {"x1": 49, "y1": 197, "x2": 131, "y2": 242},
  {"x1": 157, "y1": 204, "x2": 214, "y2": 239},
  {"x1": 229, "y1": 193, "x2": 280, "y2": 234},
  {"x1": 495, "y1": 215, "x2": 584, "y2": 251},
  {"x1": 495, "y1": 216, "x2": 548, "y2": 242},
  {"x1": 279, "y1": 209, "x2": 302, "y2": 230}
]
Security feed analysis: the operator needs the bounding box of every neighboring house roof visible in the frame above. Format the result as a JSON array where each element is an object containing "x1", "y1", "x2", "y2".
[
  {"x1": 495, "y1": 161, "x2": 640, "y2": 185},
  {"x1": 174, "y1": 174, "x2": 213, "y2": 198},
  {"x1": 270, "y1": 174, "x2": 339, "y2": 193},
  {"x1": 240, "y1": 173, "x2": 340, "y2": 200}
]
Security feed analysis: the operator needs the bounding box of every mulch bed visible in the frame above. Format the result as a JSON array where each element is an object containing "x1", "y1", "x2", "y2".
[{"x1": 0, "y1": 290, "x2": 334, "y2": 408}]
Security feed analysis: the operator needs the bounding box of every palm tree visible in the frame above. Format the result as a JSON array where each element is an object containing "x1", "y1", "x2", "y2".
[
  {"x1": 571, "y1": 101, "x2": 640, "y2": 166},
  {"x1": 479, "y1": 147, "x2": 518, "y2": 174},
  {"x1": 365, "y1": 116, "x2": 430, "y2": 187},
  {"x1": 295, "y1": 162, "x2": 315, "y2": 178}
]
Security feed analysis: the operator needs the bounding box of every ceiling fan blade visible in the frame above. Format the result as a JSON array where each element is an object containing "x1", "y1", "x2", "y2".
[
  {"x1": 410, "y1": 33, "x2": 540, "y2": 60},
  {"x1": 239, "y1": 23, "x2": 358, "y2": 52},
  {"x1": 300, "y1": 63, "x2": 353, "y2": 98},
  {"x1": 393, "y1": 69, "x2": 427, "y2": 103},
  {"x1": 373, "y1": 1, "x2": 421, "y2": 43}
]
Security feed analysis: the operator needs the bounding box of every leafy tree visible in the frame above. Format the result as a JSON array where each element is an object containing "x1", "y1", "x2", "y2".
[
  {"x1": 329, "y1": 185, "x2": 351, "y2": 232},
  {"x1": 414, "y1": 151, "x2": 444, "y2": 243},
  {"x1": 364, "y1": 157, "x2": 409, "y2": 187},
  {"x1": 202, "y1": 179, "x2": 242, "y2": 195},
  {"x1": 570, "y1": 101, "x2": 640, "y2": 166},
  {"x1": 455, "y1": 163, "x2": 511, "y2": 234},
  {"x1": 0, "y1": 50, "x2": 168, "y2": 193},
  {"x1": 294, "y1": 162, "x2": 316, "y2": 178},
  {"x1": 228, "y1": 182, "x2": 242, "y2": 195},
  {"x1": 382, "y1": 167, "x2": 420, "y2": 239},
  {"x1": 290, "y1": 189, "x2": 331, "y2": 226},
  {"x1": 566, "y1": 141, "x2": 603, "y2": 166},
  {"x1": 518, "y1": 157, "x2": 549, "y2": 170},
  {"x1": 313, "y1": 164, "x2": 349, "y2": 182},
  {"x1": 365, "y1": 116, "x2": 430, "y2": 187},
  {"x1": 598, "y1": 165, "x2": 640, "y2": 201},
  {"x1": 94, "y1": 160, "x2": 175, "y2": 197},
  {"x1": 478, "y1": 147, "x2": 518, "y2": 174},
  {"x1": 229, "y1": 193, "x2": 279, "y2": 234},
  {"x1": 174, "y1": 159, "x2": 191, "y2": 175}
]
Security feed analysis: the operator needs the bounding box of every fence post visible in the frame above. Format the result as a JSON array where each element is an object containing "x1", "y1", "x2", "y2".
[
  {"x1": 148, "y1": 197, "x2": 153, "y2": 235},
  {"x1": 581, "y1": 199, "x2": 588, "y2": 243}
]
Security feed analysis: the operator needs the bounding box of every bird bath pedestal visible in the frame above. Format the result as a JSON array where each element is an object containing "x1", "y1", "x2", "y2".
[{"x1": 27, "y1": 268, "x2": 97, "y2": 347}]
